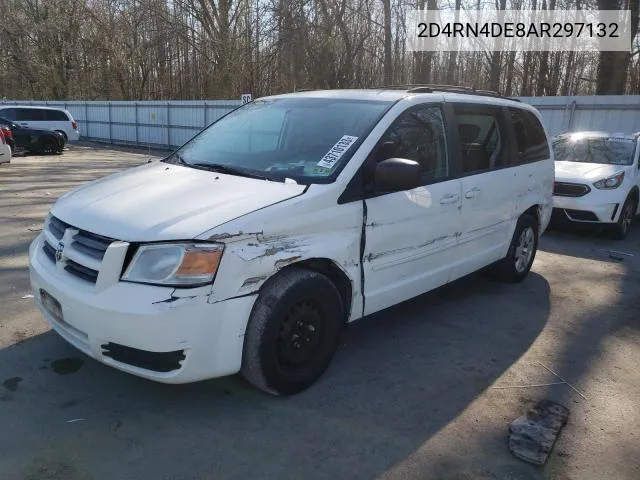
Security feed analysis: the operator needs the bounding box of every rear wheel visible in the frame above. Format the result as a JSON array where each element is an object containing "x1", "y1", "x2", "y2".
[
  {"x1": 241, "y1": 268, "x2": 344, "y2": 395},
  {"x1": 612, "y1": 196, "x2": 636, "y2": 240},
  {"x1": 487, "y1": 214, "x2": 539, "y2": 283}
]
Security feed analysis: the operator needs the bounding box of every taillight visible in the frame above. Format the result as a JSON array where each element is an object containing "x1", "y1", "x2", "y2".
[
  {"x1": 2, "y1": 127, "x2": 12, "y2": 140},
  {"x1": 72, "y1": 120, "x2": 78, "y2": 130}
]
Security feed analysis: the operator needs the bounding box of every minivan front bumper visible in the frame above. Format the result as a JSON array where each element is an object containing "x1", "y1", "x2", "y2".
[{"x1": 29, "y1": 234, "x2": 255, "y2": 383}]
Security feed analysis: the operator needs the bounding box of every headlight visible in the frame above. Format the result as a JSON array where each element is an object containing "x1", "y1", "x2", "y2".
[
  {"x1": 122, "y1": 243, "x2": 224, "y2": 286},
  {"x1": 593, "y1": 171, "x2": 625, "y2": 190}
]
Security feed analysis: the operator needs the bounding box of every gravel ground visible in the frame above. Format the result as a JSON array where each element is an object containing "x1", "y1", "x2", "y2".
[{"x1": 0, "y1": 145, "x2": 638, "y2": 480}]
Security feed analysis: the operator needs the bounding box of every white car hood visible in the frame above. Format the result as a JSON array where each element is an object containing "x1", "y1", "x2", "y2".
[
  {"x1": 554, "y1": 161, "x2": 624, "y2": 182},
  {"x1": 51, "y1": 161, "x2": 306, "y2": 241}
]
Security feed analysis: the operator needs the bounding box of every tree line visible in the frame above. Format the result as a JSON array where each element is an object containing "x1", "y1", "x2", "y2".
[{"x1": 0, "y1": 0, "x2": 638, "y2": 100}]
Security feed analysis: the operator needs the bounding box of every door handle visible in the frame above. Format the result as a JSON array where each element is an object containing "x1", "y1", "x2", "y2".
[
  {"x1": 440, "y1": 193, "x2": 460, "y2": 205},
  {"x1": 464, "y1": 187, "x2": 482, "y2": 199}
]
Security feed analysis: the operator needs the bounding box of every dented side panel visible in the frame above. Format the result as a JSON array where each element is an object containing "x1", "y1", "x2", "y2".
[{"x1": 200, "y1": 190, "x2": 364, "y2": 322}]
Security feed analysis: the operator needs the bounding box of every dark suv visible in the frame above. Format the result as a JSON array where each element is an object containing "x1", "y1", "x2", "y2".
[{"x1": 0, "y1": 118, "x2": 65, "y2": 154}]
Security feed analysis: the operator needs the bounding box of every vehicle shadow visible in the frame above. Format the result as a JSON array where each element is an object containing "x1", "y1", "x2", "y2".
[
  {"x1": 0, "y1": 272, "x2": 550, "y2": 480},
  {"x1": 406, "y1": 227, "x2": 640, "y2": 480}
]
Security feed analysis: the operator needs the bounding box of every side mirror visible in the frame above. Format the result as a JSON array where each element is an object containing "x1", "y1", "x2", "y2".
[{"x1": 375, "y1": 158, "x2": 421, "y2": 192}]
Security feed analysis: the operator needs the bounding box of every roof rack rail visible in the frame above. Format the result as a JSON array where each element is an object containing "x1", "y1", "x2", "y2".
[{"x1": 370, "y1": 84, "x2": 520, "y2": 101}]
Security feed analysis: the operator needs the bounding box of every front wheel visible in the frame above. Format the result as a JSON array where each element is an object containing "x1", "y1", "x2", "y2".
[
  {"x1": 39, "y1": 138, "x2": 59, "y2": 155},
  {"x1": 612, "y1": 196, "x2": 636, "y2": 240},
  {"x1": 488, "y1": 214, "x2": 539, "y2": 283},
  {"x1": 241, "y1": 268, "x2": 344, "y2": 395}
]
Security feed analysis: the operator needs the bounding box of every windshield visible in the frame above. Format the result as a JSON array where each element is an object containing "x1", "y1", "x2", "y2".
[
  {"x1": 166, "y1": 98, "x2": 392, "y2": 183},
  {"x1": 553, "y1": 135, "x2": 637, "y2": 165}
]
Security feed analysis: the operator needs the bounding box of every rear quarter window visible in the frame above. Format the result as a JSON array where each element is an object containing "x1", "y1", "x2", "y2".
[
  {"x1": 43, "y1": 109, "x2": 70, "y2": 121},
  {"x1": 509, "y1": 108, "x2": 550, "y2": 163}
]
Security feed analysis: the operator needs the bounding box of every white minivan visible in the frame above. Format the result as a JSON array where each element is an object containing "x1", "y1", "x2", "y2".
[
  {"x1": 0, "y1": 105, "x2": 80, "y2": 142},
  {"x1": 29, "y1": 88, "x2": 553, "y2": 395}
]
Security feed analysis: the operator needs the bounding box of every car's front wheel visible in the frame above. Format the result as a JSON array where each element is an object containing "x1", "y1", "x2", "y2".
[
  {"x1": 39, "y1": 138, "x2": 59, "y2": 155},
  {"x1": 613, "y1": 196, "x2": 637, "y2": 240},
  {"x1": 241, "y1": 268, "x2": 344, "y2": 395}
]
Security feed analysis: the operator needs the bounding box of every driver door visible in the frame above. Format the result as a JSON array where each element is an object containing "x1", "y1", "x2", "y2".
[{"x1": 362, "y1": 104, "x2": 463, "y2": 315}]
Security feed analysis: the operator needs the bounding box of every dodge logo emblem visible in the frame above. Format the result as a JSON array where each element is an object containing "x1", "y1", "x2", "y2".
[{"x1": 55, "y1": 242, "x2": 64, "y2": 262}]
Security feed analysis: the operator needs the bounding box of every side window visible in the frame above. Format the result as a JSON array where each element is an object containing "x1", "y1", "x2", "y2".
[
  {"x1": 15, "y1": 109, "x2": 43, "y2": 121},
  {"x1": 509, "y1": 108, "x2": 550, "y2": 163},
  {"x1": 454, "y1": 105, "x2": 507, "y2": 174},
  {"x1": 0, "y1": 108, "x2": 17, "y2": 121},
  {"x1": 44, "y1": 109, "x2": 69, "y2": 121},
  {"x1": 375, "y1": 105, "x2": 449, "y2": 183}
]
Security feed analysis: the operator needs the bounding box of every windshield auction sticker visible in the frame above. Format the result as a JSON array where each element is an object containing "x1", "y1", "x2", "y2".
[
  {"x1": 406, "y1": 9, "x2": 632, "y2": 52},
  {"x1": 317, "y1": 135, "x2": 359, "y2": 169}
]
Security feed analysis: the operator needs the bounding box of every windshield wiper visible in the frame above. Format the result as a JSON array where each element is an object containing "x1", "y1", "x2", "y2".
[{"x1": 189, "y1": 163, "x2": 271, "y2": 181}]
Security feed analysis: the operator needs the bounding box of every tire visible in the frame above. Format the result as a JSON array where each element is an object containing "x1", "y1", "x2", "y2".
[
  {"x1": 488, "y1": 214, "x2": 539, "y2": 283},
  {"x1": 241, "y1": 268, "x2": 344, "y2": 395},
  {"x1": 39, "y1": 138, "x2": 58, "y2": 155},
  {"x1": 55, "y1": 130, "x2": 68, "y2": 143},
  {"x1": 612, "y1": 196, "x2": 636, "y2": 240}
]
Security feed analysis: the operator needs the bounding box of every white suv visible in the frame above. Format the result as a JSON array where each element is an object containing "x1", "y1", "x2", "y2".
[
  {"x1": 29, "y1": 87, "x2": 553, "y2": 394},
  {"x1": 0, "y1": 106, "x2": 80, "y2": 142},
  {"x1": 552, "y1": 131, "x2": 640, "y2": 239}
]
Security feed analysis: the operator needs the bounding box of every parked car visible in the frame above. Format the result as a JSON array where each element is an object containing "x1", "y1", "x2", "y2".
[
  {"x1": 0, "y1": 118, "x2": 65, "y2": 154},
  {"x1": 0, "y1": 105, "x2": 79, "y2": 142},
  {"x1": 29, "y1": 87, "x2": 554, "y2": 395},
  {"x1": 552, "y1": 131, "x2": 640, "y2": 239},
  {"x1": 0, "y1": 123, "x2": 14, "y2": 154},
  {"x1": 0, "y1": 128, "x2": 11, "y2": 164}
]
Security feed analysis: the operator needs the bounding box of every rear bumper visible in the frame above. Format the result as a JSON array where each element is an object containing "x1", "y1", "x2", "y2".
[
  {"x1": 29, "y1": 234, "x2": 256, "y2": 383},
  {"x1": 67, "y1": 129, "x2": 80, "y2": 141}
]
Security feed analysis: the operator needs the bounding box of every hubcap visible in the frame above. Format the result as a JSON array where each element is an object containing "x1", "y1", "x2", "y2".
[
  {"x1": 276, "y1": 300, "x2": 323, "y2": 372},
  {"x1": 514, "y1": 227, "x2": 535, "y2": 273}
]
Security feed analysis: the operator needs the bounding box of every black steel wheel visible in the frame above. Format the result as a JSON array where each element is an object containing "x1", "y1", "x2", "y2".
[{"x1": 242, "y1": 268, "x2": 344, "y2": 395}]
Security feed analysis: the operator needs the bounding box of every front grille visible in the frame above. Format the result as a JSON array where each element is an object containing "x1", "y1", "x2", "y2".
[
  {"x1": 42, "y1": 241, "x2": 56, "y2": 262},
  {"x1": 101, "y1": 343, "x2": 186, "y2": 372},
  {"x1": 72, "y1": 230, "x2": 111, "y2": 260},
  {"x1": 45, "y1": 215, "x2": 116, "y2": 284},
  {"x1": 65, "y1": 259, "x2": 99, "y2": 283},
  {"x1": 48, "y1": 216, "x2": 67, "y2": 239},
  {"x1": 553, "y1": 181, "x2": 591, "y2": 197}
]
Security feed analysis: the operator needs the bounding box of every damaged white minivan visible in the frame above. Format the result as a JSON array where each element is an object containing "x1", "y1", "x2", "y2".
[{"x1": 29, "y1": 87, "x2": 553, "y2": 394}]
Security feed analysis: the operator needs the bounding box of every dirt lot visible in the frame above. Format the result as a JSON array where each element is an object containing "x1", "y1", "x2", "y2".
[{"x1": 0, "y1": 145, "x2": 639, "y2": 480}]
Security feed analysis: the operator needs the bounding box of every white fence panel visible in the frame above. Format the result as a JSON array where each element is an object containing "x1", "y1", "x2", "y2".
[
  {"x1": 521, "y1": 95, "x2": 640, "y2": 137},
  {"x1": 2, "y1": 96, "x2": 639, "y2": 148}
]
